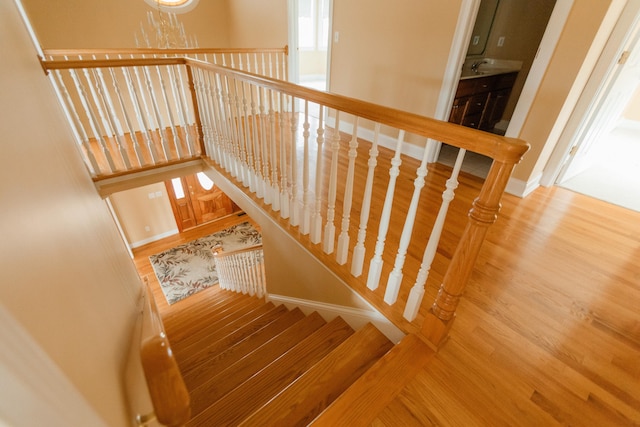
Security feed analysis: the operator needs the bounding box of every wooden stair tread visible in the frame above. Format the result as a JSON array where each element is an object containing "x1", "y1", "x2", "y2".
[
  {"x1": 239, "y1": 323, "x2": 394, "y2": 427},
  {"x1": 186, "y1": 316, "x2": 355, "y2": 427},
  {"x1": 180, "y1": 303, "x2": 290, "y2": 367},
  {"x1": 311, "y1": 333, "x2": 435, "y2": 426},
  {"x1": 162, "y1": 285, "x2": 235, "y2": 321},
  {"x1": 164, "y1": 289, "x2": 248, "y2": 334},
  {"x1": 184, "y1": 307, "x2": 309, "y2": 389},
  {"x1": 189, "y1": 310, "x2": 326, "y2": 415},
  {"x1": 171, "y1": 298, "x2": 265, "y2": 351},
  {"x1": 174, "y1": 301, "x2": 278, "y2": 364}
]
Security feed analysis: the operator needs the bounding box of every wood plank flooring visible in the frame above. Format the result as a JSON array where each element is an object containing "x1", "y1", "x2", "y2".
[{"x1": 132, "y1": 173, "x2": 640, "y2": 425}]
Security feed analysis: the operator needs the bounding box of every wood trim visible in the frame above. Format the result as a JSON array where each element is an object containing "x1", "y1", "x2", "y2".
[
  {"x1": 41, "y1": 46, "x2": 289, "y2": 56},
  {"x1": 140, "y1": 280, "x2": 190, "y2": 426}
]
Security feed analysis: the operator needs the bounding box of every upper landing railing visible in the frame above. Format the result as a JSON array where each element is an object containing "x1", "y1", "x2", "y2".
[
  {"x1": 40, "y1": 47, "x2": 287, "y2": 179},
  {"x1": 40, "y1": 49, "x2": 528, "y2": 350}
]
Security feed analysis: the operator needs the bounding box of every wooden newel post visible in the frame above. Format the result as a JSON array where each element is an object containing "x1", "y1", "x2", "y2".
[
  {"x1": 185, "y1": 64, "x2": 206, "y2": 156},
  {"x1": 421, "y1": 159, "x2": 516, "y2": 348}
]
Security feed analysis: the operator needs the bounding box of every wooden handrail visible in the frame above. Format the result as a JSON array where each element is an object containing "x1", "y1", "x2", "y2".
[
  {"x1": 39, "y1": 55, "x2": 528, "y2": 163},
  {"x1": 140, "y1": 280, "x2": 190, "y2": 426},
  {"x1": 185, "y1": 59, "x2": 529, "y2": 164},
  {"x1": 41, "y1": 46, "x2": 288, "y2": 57},
  {"x1": 213, "y1": 243, "x2": 264, "y2": 258}
]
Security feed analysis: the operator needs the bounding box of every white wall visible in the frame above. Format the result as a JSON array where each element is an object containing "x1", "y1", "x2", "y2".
[{"x1": 0, "y1": 1, "x2": 143, "y2": 425}]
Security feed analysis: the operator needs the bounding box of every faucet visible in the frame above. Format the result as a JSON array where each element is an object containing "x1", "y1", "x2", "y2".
[{"x1": 471, "y1": 60, "x2": 488, "y2": 72}]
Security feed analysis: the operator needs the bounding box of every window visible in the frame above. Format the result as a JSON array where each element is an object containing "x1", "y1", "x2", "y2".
[{"x1": 298, "y1": 0, "x2": 330, "y2": 51}]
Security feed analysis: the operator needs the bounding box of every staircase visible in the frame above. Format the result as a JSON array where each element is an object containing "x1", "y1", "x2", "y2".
[{"x1": 162, "y1": 285, "x2": 434, "y2": 426}]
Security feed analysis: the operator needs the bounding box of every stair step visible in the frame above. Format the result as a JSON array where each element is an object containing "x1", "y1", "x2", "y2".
[
  {"x1": 180, "y1": 303, "x2": 290, "y2": 366},
  {"x1": 174, "y1": 302, "x2": 278, "y2": 364},
  {"x1": 311, "y1": 333, "x2": 435, "y2": 425},
  {"x1": 189, "y1": 310, "x2": 326, "y2": 415},
  {"x1": 186, "y1": 316, "x2": 355, "y2": 427},
  {"x1": 163, "y1": 287, "x2": 246, "y2": 328},
  {"x1": 171, "y1": 298, "x2": 265, "y2": 349},
  {"x1": 162, "y1": 285, "x2": 235, "y2": 325},
  {"x1": 184, "y1": 307, "x2": 309, "y2": 389},
  {"x1": 239, "y1": 323, "x2": 394, "y2": 427}
]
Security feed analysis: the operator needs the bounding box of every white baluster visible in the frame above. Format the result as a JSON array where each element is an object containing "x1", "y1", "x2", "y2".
[
  {"x1": 279, "y1": 93, "x2": 290, "y2": 219},
  {"x1": 51, "y1": 68, "x2": 100, "y2": 174},
  {"x1": 69, "y1": 66, "x2": 116, "y2": 173},
  {"x1": 336, "y1": 116, "x2": 359, "y2": 265},
  {"x1": 121, "y1": 65, "x2": 158, "y2": 164},
  {"x1": 155, "y1": 62, "x2": 185, "y2": 159},
  {"x1": 140, "y1": 62, "x2": 172, "y2": 161},
  {"x1": 249, "y1": 83, "x2": 264, "y2": 198},
  {"x1": 366, "y1": 130, "x2": 405, "y2": 291},
  {"x1": 289, "y1": 96, "x2": 300, "y2": 227},
  {"x1": 193, "y1": 67, "x2": 214, "y2": 158},
  {"x1": 351, "y1": 124, "x2": 380, "y2": 277},
  {"x1": 221, "y1": 75, "x2": 238, "y2": 178},
  {"x1": 384, "y1": 139, "x2": 433, "y2": 305},
  {"x1": 259, "y1": 86, "x2": 271, "y2": 204},
  {"x1": 91, "y1": 64, "x2": 131, "y2": 170},
  {"x1": 323, "y1": 111, "x2": 341, "y2": 254},
  {"x1": 301, "y1": 100, "x2": 312, "y2": 235},
  {"x1": 310, "y1": 105, "x2": 325, "y2": 244},
  {"x1": 404, "y1": 148, "x2": 465, "y2": 321},
  {"x1": 78, "y1": 56, "x2": 114, "y2": 142},
  {"x1": 269, "y1": 90, "x2": 281, "y2": 211},
  {"x1": 168, "y1": 61, "x2": 196, "y2": 156},
  {"x1": 106, "y1": 65, "x2": 144, "y2": 167},
  {"x1": 236, "y1": 81, "x2": 253, "y2": 187}
]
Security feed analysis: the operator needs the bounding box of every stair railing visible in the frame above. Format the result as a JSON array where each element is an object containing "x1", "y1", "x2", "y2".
[
  {"x1": 137, "y1": 279, "x2": 190, "y2": 426},
  {"x1": 39, "y1": 47, "x2": 287, "y2": 179},
  {"x1": 213, "y1": 244, "x2": 266, "y2": 298},
  {"x1": 40, "y1": 53, "x2": 529, "y2": 348},
  {"x1": 187, "y1": 58, "x2": 529, "y2": 347}
]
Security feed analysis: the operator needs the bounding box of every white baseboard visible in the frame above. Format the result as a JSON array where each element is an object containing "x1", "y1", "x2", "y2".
[
  {"x1": 505, "y1": 174, "x2": 541, "y2": 198},
  {"x1": 326, "y1": 116, "x2": 424, "y2": 161},
  {"x1": 266, "y1": 294, "x2": 406, "y2": 344},
  {"x1": 129, "y1": 229, "x2": 179, "y2": 249}
]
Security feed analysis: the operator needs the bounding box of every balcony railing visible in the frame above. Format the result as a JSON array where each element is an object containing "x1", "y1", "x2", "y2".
[{"x1": 40, "y1": 49, "x2": 528, "y2": 349}]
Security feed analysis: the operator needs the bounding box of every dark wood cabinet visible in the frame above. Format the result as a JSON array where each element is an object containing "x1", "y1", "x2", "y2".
[{"x1": 449, "y1": 72, "x2": 517, "y2": 132}]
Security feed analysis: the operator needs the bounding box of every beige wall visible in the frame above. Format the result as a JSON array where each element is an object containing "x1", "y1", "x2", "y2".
[
  {"x1": 226, "y1": 0, "x2": 288, "y2": 47},
  {"x1": 330, "y1": 0, "x2": 461, "y2": 117},
  {"x1": 513, "y1": 0, "x2": 613, "y2": 182},
  {"x1": 21, "y1": 0, "x2": 230, "y2": 48},
  {"x1": 622, "y1": 84, "x2": 640, "y2": 122},
  {"x1": 1, "y1": 1, "x2": 143, "y2": 425},
  {"x1": 110, "y1": 183, "x2": 177, "y2": 248}
]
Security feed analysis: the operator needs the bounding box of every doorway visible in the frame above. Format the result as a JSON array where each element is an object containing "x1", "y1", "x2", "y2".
[
  {"x1": 550, "y1": 0, "x2": 640, "y2": 212},
  {"x1": 290, "y1": 0, "x2": 332, "y2": 90},
  {"x1": 437, "y1": 0, "x2": 558, "y2": 178},
  {"x1": 165, "y1": 172, "x2": 240, "y2": 232}
]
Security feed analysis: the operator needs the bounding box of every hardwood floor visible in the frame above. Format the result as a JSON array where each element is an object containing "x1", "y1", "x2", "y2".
[{"x1": 132, "y1": 177, "x2": 640, "y2": 425}]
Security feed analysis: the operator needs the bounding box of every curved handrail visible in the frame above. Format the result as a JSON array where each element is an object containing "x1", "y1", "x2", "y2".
[
  {"x1": 140, "y1": 280, "x2": 190, "y2": 426},
  {"x1": 213, "y1": 243, "x2": 264, "y2": 257}
]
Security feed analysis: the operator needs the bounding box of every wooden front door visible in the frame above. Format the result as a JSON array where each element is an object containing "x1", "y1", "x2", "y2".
[{"x1": 165, "y1": 173, "x2": 239, "y2": 232}]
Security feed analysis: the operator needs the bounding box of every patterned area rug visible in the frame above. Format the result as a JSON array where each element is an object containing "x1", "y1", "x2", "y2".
[{"x1": 149, "y1": 221, "x2": 261, "y2": 304}]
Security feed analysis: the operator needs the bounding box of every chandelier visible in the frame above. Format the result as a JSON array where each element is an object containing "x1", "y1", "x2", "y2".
[{"x1": 136, "y1": 0, "x2": 197, "y2": 48}]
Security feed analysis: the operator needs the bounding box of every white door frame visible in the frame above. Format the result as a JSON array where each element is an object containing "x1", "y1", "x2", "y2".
[
  {"x1": 428, "y1": 0, "x2": 574, "y2": 164},
  {"x1": 540, "y1": 0, "x2": 640, "y2": 186},
  {"x1": 287, "y1": 0, "x2": 334, "y2": 87}
]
